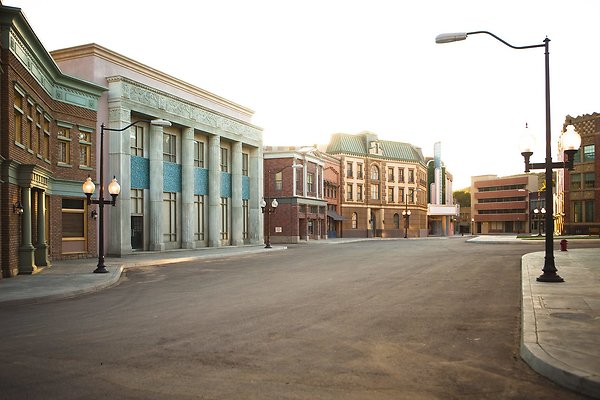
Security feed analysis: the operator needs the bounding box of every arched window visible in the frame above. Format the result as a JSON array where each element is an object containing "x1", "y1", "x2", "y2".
[
  {"x1": 371, "y1": 165, "x2": 379, "y2": 180},
  {"x1": 351, "y1": 212, "x2": 358, "y2": 229},
  {"x1": 393, "y1": 213, "x2": 400, "y2": 229}
]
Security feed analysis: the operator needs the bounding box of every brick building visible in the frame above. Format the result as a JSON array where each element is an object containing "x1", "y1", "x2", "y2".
[
  {"x1": 326, "y1": 132, "x2": 428, "y2": 238},
  {"x1": 559, "y1": 113, "x2": 599, "y2": 235},
  {"x1": 1, "y1": 5, "x2": 104, "y2": 278},
  {"x1": 263, "y1": 146, "x2": 328, "y2": 243}
]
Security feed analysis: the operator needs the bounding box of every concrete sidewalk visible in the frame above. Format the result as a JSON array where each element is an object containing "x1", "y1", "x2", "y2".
[{"x1": 1, "y1": 236, "x2": 598, "y2": 398}]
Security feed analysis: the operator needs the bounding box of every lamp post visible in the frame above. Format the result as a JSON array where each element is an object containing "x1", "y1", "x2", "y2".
[
  {"x1": 471, "y1": 218, "x2": 475, "y2": 235},
  {"x1": 533, "y1": 207, "x2": 546, "y2": 236},
  {"x1": 436, "y1": 31, "x2": 581, "y2": 283},
  {"x1": 402, "y1": 188, "x2": 420, "y2": 238},
  {"x1": 83, "y1": 119, "x2": 171, "y2": 273},
  {"x1": 262, "y1": 163, "x2": 304, "y2": 248}
]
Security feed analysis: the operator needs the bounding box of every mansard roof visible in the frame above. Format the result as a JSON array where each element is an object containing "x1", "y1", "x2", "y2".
[{"x1": 326, "y1": 131, "x2": 425, "y2": 164}]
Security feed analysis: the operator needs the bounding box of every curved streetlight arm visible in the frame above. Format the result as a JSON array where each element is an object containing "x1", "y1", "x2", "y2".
[{"x1": 465, "y1": 31, "x2": 546, "y2": 50}]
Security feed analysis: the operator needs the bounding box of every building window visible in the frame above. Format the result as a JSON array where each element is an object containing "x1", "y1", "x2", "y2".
[
  {"x1": 357, "y1": 184, "x2": 363, "y2": 201},
  {"x1": 220, "y1": 197, "x2": 229, "y2": 240},
  {"x1": 242, "y1": 199, "x2": 249, "y2": 239},
  {"x1": 573, "y1": 201, "x2": 583, "y2": 223},
  {"x1": 242, "y1": 153, "x2": 249, "y2": 176},
  {"x1": 27, "y1": 101, "x2": 34, "y2": 151},
  {"x1": 585, "y1": 200, "x2": 595, "y2": 222},
  {"x1": 583, "y1": 145, "x2": 595, "y2": 162},
  {"x1": 193, "y1": 141, "x2": 204, "y2": 168},
  {"x1": 162, "y1": 192, "x2": 177, "y2": 242},
  {"x1": 220, "y1": 147, "x2": 229, "y2": 172},
  {"x1": 79, "y1": 131, "x2": 92, "y2": 168},
  {"x1": 371, "y1": 165, "x2": 380, "y2": 180},
  {"x1": 131, "y1": 189, "x2": 143, "y2": 215},
  {"x1": 346, "y1": 183, "x2": 353, "y2": 201},
  {"x1": 36, "y1": 110, "x2": 43, "y2": 156},
  {"x1": 163, "y1": 133, "x2": 176, "y2": 163},
  {"x1": 387, "y1": 166, "x2": 394, "y2": 182},
  {"x1": 371, "y1": 184, "x2": 380, "y2": 200},
  {"x1": 42, "y1": 116, "x2": 50, "y2": 160},
  {"x1": 357, "y1": 163, "x2": 364, "y2": 179},
  {"x1": 584, "y1": 172, "x2": 595, "y2": 189},
  {"x1": 130, "y1": 125, "x2": 144, "y2": 156},
  {"x1": 408, "y1": 169, "x2": 415, "y2": 183},
  {"x1": 352, "y1": 212, "x2": 358, "y2": 229},
  {"x1": 570, "y1": 173, "x2": 581, "y2": 190},
  {"x1": 400, "y1": 188, "x2": 405, "y2": 203},
  {"x1": 14, "y1": 88, "x2": 25, "y2": 145},
  {"x1": 346, "y1": 162, "x2": 353, "y2": 178},
  {"x1": 194, "y1": 195, "x2": 205, "y2": 241},
  {"x1": 399, "y1": 168, "x2": 405, "y2": 183},
  {"x1": 62, "y1": 198, "x2": 85, "y2": 238},
  {"x1": 394, "y1": 213, "x2": 400, "y2": 229},
  {"x1": 58, "y1": 126, "x2": 71, "y2": 164},
  {"x1": 275, "y1": 171, "x2": 283, "y2": 191},
  {"x1": 388, "y1": 187, "x2": 394, "y2": 203},
  {"x1": 307, "y1": 172, "x2": 314, "y2": 192}
]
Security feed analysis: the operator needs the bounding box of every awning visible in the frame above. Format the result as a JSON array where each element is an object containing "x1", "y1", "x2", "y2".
[{"x1": 327, "y1": 210, "x2": 344, "y2": 221}]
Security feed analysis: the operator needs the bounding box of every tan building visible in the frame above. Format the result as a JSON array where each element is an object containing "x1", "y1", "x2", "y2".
[
  {"x1": 326, "y1": 132, "x2": 428, "y2": 238},
  {"x1": 471, "y1": 174, "x2": 538, "y2": 234}
]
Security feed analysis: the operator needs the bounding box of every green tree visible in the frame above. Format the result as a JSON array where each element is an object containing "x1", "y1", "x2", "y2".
[{"x1": 453, "y1": 189, "x2": 471, "y2": 207}]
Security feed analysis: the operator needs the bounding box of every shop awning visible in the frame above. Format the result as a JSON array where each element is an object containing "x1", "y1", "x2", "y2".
[{"x1": 327, "y1": 210, "x2": 344, "y2": 221}]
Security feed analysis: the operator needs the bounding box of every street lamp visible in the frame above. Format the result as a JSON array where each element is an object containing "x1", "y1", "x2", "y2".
[
  {"x1": 262, "y1": 163, "x2": 303, "y2": 248},
  {"x1": 403, "y1": 188, "x2": 420, "y2": 238},
  {"x1": 436, "y1": 31, "x2": 581, "y2": 283},
  {"x1": 83, "y1": 119, "x2": 171, "y2": 273},
  {"x1": 533, "y1": 207, "x2": 546, "y2": 237}
]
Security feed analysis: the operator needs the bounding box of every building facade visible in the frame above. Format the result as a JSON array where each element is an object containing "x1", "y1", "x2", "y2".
[
  {"x1": 471, "y1": 174, "x2": 537, "y2": 234},
  {"x1": 322, "y1": 152, "x2": 343, "y2": 238},
  {"x1": 52, "y1": 44, "x2": 264, "y2": 255},
  {"x1": 1, "y1": 5, "x2": 105, "y2": 278},
  {"x1": 559, "y1": 113, "x2": 599, "y2": 235},
  {"x1": 263, "y1": 147, "x2": 328, "y2": 243},
  {"x1": 426, "y1": 142, "x2": 459, "y2": 236},
  {"x1": 326, "y1": 132, "x2": 428, "y2": 238}
]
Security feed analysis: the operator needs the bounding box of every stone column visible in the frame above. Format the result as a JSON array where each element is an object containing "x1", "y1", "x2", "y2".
[
  {"x1": 249, "y1": 146, "x2": 263, "y2": 245},
  {"x1": 181, "y1": 127, "x2": 195, "y2": 249},
  {"x1": 149, "y1": 123, "x2": 165, "y2": 251},
  {"x1": 18, "y1": 186, "x2": 37, "y2": 274},
  {"x1": 34, "y1": 190, "x2": 50, "y2": 267},
  {"x1": 208, "y1": 134, "x2": 221, "y2": 247},
  {"x1": 231, "y1": 141, "x2": 243, "y2": 246},
  {"x1": 107, "y1": 105, "x2": 132, "y2": 256}
]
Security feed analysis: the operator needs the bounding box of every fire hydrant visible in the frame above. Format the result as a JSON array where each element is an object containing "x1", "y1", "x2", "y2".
[{"x1": 560, "y1": 239, "x2": 568, "y2": 252}]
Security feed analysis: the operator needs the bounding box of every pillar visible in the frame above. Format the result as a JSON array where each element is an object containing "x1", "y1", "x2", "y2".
[
  {"x1": 149, "y1": 123, "x2": 165, "y2": 251},
  {"x1": 208, "y1": 134, "x2": 221, "y2": 247},
  {"x1": 18, "y1": 187, "x2": 37, "y2": 274},
  {"x1": 181, "y1": 127, "x2": 195, "y2": 249},
  {"x1": 231, "y1": 141, "x2": 243, "y2": 246},
  {"x1": 34, "y1": 190, "x2": 49, "y2": 267},
  {"x1": 249, "y1": 146, "x2": 263, "y2": 245}
]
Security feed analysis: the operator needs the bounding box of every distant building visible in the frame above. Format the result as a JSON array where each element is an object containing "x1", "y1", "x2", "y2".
[
  {"x1": 426, "y1": 142, "x2": 459, "y2": 236},
  {"x1": 471, "y1": 174, "x2": 537, "y2": 234},
  {"x1": 558, "y1": 113, "x2": 599, "y2": 235},
  {"x1": 263, "y1": 146, "x2": 328, "y2": 243},
  {"x1": 326, "y1": 132, "x2": 428, "y2": 238}
]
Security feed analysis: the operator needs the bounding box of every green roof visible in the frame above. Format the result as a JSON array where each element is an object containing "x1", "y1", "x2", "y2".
[{"x1": 326, "y1": 132, "x2": 424, "y2": 163}]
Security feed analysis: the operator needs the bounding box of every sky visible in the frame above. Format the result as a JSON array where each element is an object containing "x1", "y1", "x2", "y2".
[{"x1": 5, "y1": 0, "x2": 600, "y2": 189}]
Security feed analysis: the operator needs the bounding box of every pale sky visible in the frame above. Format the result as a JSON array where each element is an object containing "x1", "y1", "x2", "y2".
[{"x1": 6, "y1": 0, "x2": 600, "y2": 189}]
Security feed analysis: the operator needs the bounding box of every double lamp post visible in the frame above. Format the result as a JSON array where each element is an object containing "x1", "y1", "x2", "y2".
[
  {"x1": 83, "y1": 119, "x2": 171, "y2": 273},
  {"x1": 436, "y1": 31, "x2": 581, "y2": 283},
  {"x1": 402, "y1": 188, "x2": 420, "y2": 238}
]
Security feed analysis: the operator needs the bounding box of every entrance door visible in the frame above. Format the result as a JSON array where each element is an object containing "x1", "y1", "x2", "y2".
[{"x1": 131, "y1": 216, "x2": 144, "y2": 250}]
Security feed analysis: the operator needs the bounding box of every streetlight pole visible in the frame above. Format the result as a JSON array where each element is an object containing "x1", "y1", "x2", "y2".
[
  {"x1": 82, "y1": 119, "x2": 171, "y2": 273},
  {"x1": 436, "y1": 31, "x2": 581, "y2": 283},
  {"x1": 402, "y1": 188, "x2": 419, "y2": 238}
]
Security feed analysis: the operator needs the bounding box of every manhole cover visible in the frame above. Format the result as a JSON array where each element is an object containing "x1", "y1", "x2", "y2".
[{"x1": 550, "y1": 312, "x2": 592, "y2": 321}]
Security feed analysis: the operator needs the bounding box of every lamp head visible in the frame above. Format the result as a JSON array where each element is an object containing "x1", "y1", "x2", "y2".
[
  {"x1": 82, "y1": 176, "x2": 96, "y2": 195},
  {"x1": 150, "y1": 119, "x2": 172, "y2": 127},
  {"x1": 271, "y1": 199, "x2": 278, "y2": 208},
  {"x1": 435, "y1": 32, "x2": 468, "y2": 44},
  {"x1": 260, "y1": 198, "x2": 267, "y2": 208},
  {"x1": 561, "y1": 124, "x2": 581, "y2": 151}
]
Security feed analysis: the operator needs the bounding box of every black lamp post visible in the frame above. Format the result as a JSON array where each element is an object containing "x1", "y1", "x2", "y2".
[
  {"x1": 436, "y1": 31, "x2": 581, "y2": 283},
  {"x1": 261, "y1": 163, "x2": 304, "y2": 248},
  {"x1": 402, "y1": 188, "x2": 419, "y2": 238},
  {"x1": 83, "y1": 119, "x2": 171, "y2": 273}
]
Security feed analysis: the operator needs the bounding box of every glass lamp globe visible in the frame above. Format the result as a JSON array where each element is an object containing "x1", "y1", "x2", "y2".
[
  {"x1": 561, "y1": 125, "x2": 581, "y2": 151},
  {"x1": 82, "y1": 176, "x2": 95, "y2": 194},
  {"x1": 108, "y1": 177, "x2": 121, "y2": 195},
  {"x1": 519, "y1": 123, "x2": 536, "y2": 154}
]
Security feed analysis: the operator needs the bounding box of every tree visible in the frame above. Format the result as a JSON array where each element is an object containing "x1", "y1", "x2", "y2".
[{"x1": 453, "y1": 189, "x2": 471, "y2": 207}]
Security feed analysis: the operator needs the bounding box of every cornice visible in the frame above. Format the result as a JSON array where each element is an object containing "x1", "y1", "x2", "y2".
[{"x1": 50, "y1": 43, "x2": 254, "y2": 117}]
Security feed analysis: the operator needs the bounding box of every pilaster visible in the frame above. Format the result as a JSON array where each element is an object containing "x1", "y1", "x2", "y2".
[
  {"x1": 231, "y1": 141, "x2": 243, "y2": 246},
  {"x1": 208, "y1": 134, "x2": 221, "y2": 247},
  {"x1": 34, "y1": 190, "x2": 50, "y2": 267},
  {"x1": 149, "y1": 123, "x2": 165, "y2": 251},
  {"x1": 249, "y1": 147, "x2": 263, "y2": 245},
  {"x1": 181, "y1": 127, "x2": 195, "y2": 249},
  {"x1": 18, "y1": 187, "x2": 37, "y2": 274}
]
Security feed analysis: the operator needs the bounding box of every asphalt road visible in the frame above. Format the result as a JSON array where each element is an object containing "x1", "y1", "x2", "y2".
[{"x1": 0, "y1": 239, "x2": 594, "y2": 399}]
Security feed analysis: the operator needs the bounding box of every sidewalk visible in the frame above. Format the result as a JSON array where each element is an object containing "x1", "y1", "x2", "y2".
[{"x1": 1, "y1": 237, "x2": 598, "y2": 398}]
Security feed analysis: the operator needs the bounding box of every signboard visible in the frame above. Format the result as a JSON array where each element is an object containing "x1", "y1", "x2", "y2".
[{"x1": 275, "y1": 227, "x2": 282, "y2": 233}]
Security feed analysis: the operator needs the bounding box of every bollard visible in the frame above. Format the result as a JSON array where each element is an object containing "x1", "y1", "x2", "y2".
[{"x1": 560, "y1": 239, "x2": 568, "y2": 252}]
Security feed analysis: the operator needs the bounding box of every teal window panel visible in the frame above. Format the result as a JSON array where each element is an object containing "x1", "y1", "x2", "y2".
[
  {"x1": 221, "y1": 172, "x2": 232, "y2": 198},
  {"x1": 163, "y1": 162, "x2": 182, "y2": 193},
  {"x1": 194, "y1": 168, "x2": 208, "y2": 195},
  {"x1": 131, "y1": 156, "x2": 150, "y2": 189},
  {"x1": 242, "y1": 175, "x2": 250, "y2": 200}
]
